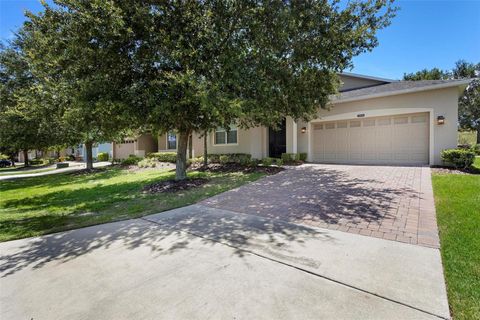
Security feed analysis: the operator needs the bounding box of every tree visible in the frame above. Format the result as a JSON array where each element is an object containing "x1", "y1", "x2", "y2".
[
  {"x1": 22, "y1": 0, "x2": 137, "y2": 169},
  {"x1": 453, "y1": 60, "x2": 480, "y2": 79},
  {"x1": 403, "y1": 68, "x2": 449, "y2": 81},
  {"x1": 459, "y1": 79, "x2": 480, "y2": 143},
  {"x1": 19, "y1": 0, "x2": 395, "y2": 178},
  {"x1": 0, "y1": 40, "x2": 63, "y2": 166},
  {"x1": 404, "y1": 60, "x2": 479, "y2": 144},
  {"x1": 127, "y1": 0, "x2": 396, "y2": 180}
]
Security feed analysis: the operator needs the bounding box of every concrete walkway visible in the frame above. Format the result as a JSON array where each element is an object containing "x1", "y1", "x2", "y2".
[
  {"x1": 0, "y1": 161, "x2": 111, "y2": 180},
  {"x1": 0, "y1": 205, "x2": 449, "y2": 320}
]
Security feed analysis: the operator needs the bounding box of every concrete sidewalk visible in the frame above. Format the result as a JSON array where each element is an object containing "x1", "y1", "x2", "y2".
[
  {"x1": 0, "y1": 205, "x2": 449, "y2": 320},
  {"x1": 0, "y1": 161, "x2": 111, "y2": 180}
]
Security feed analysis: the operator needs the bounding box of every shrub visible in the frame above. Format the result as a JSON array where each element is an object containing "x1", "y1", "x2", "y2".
[
  {"x1": 262, "y1": 157, "x2": 274, "y2": 166},
  {"x1": 97, "y1": 152, "x2": 109, "y2": 161},
  {"x1": 29, "y1": 159, "x2": 42, "y2": 165},
  {"x1": 441, "y1": 149, "x2": 476, "y2": 169},
  {"x1": 57, "y1": 156, "x2": 66, "y2": 162},
  {"x1": 281, "y1": 153, "x2": 296, "y2": 162},
  {"x1": 219, "y1": 155, "x2": 229, "y2": 164},
  {"x1": 275, "y1": 158, "x2": 283, "y2": 166},
  {"x1": 0, "y1": 154, "x2": 9, "y2": 160},
  {"x1": 249, "y1": 158, "x2": 259, "y2": 167},
  {"x1": 473, "y1": 144, "x2": 480, "y2": 155},
  {"x1": 299, "y1": 153, "x2": 307, "y2": 161},
  {"x1": 67, "y1": 154, "x2": 76, "y2": 161},
  {"x1": 190, "y1": 156, "x2": 204, "y2": 164},
  {"x1": 44, "y1": 158, "x2": 55, "y2": 165},
  {"x1": 207, "y1": 153, "x2": 251, "y2": 164},
  {"x1": 138, "y1": 158, "x2": 157, "y2": 168},
  {"x1": 147, "y1": 152, "x2": 177, "y2": 163},
  {"x1": 121, "y1": 155, "x2": 143, "y2": 166}
]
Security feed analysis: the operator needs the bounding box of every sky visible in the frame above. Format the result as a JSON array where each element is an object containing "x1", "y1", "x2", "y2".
[{"x1": 0, "y1": 0, "x2": 479, "y2": 80}]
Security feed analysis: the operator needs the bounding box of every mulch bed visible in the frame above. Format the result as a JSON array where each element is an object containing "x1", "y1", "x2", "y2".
[
  {"x1": 189, "y1": 163, "x2": 284, "y2": 175},
  {"x1": 143, "y1": 178, "x2": 209, "y2": 194},
  {"x1": 431, "y1": 166, "x2": 479, "y2": 175},
  {"x1": 68, "y1": 167, "x2": 109, "y2": 176}
]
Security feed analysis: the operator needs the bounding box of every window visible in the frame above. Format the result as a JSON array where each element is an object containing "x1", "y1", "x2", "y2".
[
  {"x1": 167, "y1": 132, "x2": 177, "y2": 149},
  {"x1": 350, "y1": 120, "x2": 361, "y2": 128},
  {"x1": 214, "y1": 125, "x2": 238, "y2": 145},
  {"x1": 394, "y1": 116, "x2": 408, "y2": 125},
  {"x1": 412, "y1": 115, "x2": 426, "y2": 123},
  {"x1": 337, "y1": 121, "x2": 348, "y2": 128}
]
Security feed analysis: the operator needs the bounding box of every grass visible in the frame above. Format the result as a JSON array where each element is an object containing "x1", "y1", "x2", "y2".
[
  {"x1": 432, "y1": 163, "x2": 480, "y2": 319},
  {"x1": 0, "y1": 166, "x2": 266, "y2": 242},
  {"x1": 458, "y1": 130, "x2": 477, "y2": 146}
]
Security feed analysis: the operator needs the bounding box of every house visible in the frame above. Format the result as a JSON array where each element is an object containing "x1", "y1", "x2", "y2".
[
  {"x1": 156, "y1": 73, "x2": 470, "y2": 166},
  {"x1": 66, "y1": 142, "x2": 113, "y2": 161}
]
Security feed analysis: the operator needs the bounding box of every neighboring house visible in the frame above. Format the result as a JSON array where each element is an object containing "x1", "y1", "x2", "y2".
[
  {"x1": 67, "y1": 142, "x2": 113, "y2": 161},
  {"x1": 163, "y1": 73, "x2": 470, "y2": 166},
  {"x1": 112, "y1": 135, "x2": 157, "y2": 159}
]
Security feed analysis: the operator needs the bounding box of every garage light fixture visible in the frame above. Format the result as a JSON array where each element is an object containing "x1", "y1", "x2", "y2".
[
  {"x1": 437, "y1": 116, "x2": 445, "y2": 125},
  {"x1": 301, "y1": 127, "x2": 307, "y2": 133}
]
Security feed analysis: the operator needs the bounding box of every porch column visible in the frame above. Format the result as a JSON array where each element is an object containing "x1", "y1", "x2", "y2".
[
  {"x1": 292, "y1": 120, "x2": 297, "y2": 154},
  {"x1": 286, "y1": 116, "x2": 298, "y2": 154},
  {"x1": 307, "y1": 122, "x2": 312, "y2": 162}
]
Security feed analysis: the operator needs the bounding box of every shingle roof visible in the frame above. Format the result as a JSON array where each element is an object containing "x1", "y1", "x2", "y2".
[{"x1": 333, "y1": 79, "x2": 471, "y2": 102}]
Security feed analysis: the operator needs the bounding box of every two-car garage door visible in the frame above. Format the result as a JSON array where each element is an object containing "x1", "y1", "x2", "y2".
[{"x1": 312, "y1": 112, "x2": 429, "y2": 165}]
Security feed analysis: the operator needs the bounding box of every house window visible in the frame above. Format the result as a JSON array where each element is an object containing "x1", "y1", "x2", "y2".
[
  {"x1": 167, "y1": 132, "x2": 177, "y2": 149},
  {"x1": 214, "y1": 125, "x2": 238, "y2": 145}
]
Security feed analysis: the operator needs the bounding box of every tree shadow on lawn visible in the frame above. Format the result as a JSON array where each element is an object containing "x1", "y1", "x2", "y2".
[
  {"x1": 0, "y1": 204, "x2": 335, "y2": 278},
  {"x1": 0, "y1": 171, "x2": 256, "y2": 242}
]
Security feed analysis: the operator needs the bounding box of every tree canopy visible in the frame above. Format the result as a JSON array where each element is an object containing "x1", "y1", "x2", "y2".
[
  {"x1": 5, "y1": 0, "x2": 396, "y2": 177},
  {"x1": 0, "y1": 40, "x2": 64, "y2": 165},
  {"x1": 21, "y1": 0, "x2": 139, "y2": 168},
  {"x1": 403, "y1": 60, "x2": 479, "y2": 144}
]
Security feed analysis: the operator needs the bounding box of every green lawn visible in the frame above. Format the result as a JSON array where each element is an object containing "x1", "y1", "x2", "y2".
[
  {"x1": 0, "y1": 167, "x2": 265, "y2": 242},
  {"x1": 432, "y1": 163, "x2": 480, "y2": 319}
]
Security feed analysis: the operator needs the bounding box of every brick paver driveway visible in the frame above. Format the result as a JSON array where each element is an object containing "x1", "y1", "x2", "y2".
[{"x1": 202, "y1": 164, "x2": 439, "y2": 247}]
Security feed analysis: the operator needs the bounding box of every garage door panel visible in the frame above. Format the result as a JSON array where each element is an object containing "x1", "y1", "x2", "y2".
[{"x1": 312, "y1": 112, "x2": 429, "y2": 165}]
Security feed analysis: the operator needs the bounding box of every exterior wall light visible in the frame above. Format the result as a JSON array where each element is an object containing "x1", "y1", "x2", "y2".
[
  {"x1": 301, "y1": 127, "x2": 307, "y2": 133},
  {"x1": 437, "y1": 116, "x2": 445, "y2": 125}
]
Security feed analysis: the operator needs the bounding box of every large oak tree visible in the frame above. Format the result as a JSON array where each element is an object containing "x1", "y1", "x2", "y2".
[
  {"x1": 0, "y1": 40, "x2": 64, "y2": 166},
  {"x1": 129, "y1": 0, "x2": 396, "y2": 179},
  {"x1": 22, "y1": 0, "x2": 137, "y2": 169},
  {"x1": 23, "y1": 0, "x2": 395, "y2": 178}
]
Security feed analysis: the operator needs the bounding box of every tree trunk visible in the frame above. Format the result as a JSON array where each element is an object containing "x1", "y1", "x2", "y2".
[
  {"x1": 85, "y1": 141, "x2": 94, "y2": 170},
  {"x1": 23, "y1": 150, "x2": 29, "y2": 167},
  {"x1": 477, "y1": 128, "x2": 480, "y2": 144},
  {"x1": 203, "y1": 131, "x2": 208, "y2": 167},
  {"x1": 10, "y1": 154, "x2": 15, "y2": 167},
  {"x1": 188, "y1": 134, "x2": 193, "y2": 159},
  {"x1": 175, "y1": 131, "x2": 190, "y2": 180}
]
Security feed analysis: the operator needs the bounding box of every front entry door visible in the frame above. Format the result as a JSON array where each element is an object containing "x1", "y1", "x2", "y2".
[{"x1": 269, "y1": 119, "x2": 287, "y2": 158}]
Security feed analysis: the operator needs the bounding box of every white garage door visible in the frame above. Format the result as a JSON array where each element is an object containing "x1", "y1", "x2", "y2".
[{"x1": 312, "y1": 112, "x2": 429, "y2": 165}]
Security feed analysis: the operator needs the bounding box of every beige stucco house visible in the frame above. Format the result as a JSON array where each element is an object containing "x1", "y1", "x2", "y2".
[{"x1": 115, "y1": 73, "x2": 469, "y2": 166}]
